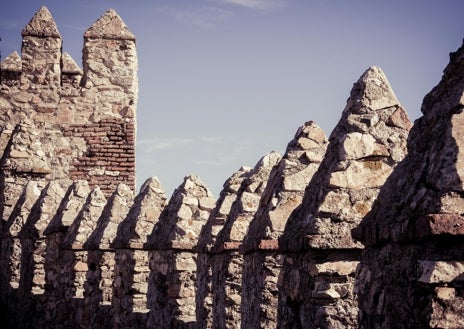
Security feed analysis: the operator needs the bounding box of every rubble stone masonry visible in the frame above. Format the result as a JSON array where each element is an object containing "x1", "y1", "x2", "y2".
[
  {"x1": 0, "y1": 6, "x2": 137, "y2": 200},
  {"x1": 0, "y1": 5, "x2": 464, "y2": 329}
]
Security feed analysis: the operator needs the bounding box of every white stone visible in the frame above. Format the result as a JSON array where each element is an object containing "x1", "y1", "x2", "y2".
[
  {"x1": 339, "y1": 132, "x2": 377, "y2": 160},
  {"x1": 309, "y1": 261, "x2": 359, "y2": 276},
  {"x1": 418, "y1": 260, "x2": 464, "y2": 283},
  {"x1": 268, "y1": 196, "x2": 302, "y2": 232},
  {"x1": 283, "y1": 163, "x2": 319, "y2": 191},
  {"x1": 329, "y1": 160, "x2": 393, "y2": 189},
  {"x1": 182, "y1": 196, "x2": 198, "y2": 206},
  {"x1": 319, "y1": 190, "x2": 351, "y2": 214},
  {"x1": 218, "y1": 195, "x2": 236, "y2": 216},
  {"x1": 199, "y1": 197, "x2": 216, "y2": 210},
  {"x1": 241, "y1": 191, "x2": 261, "y2": 212},
  {"x1": 177, "y1": 204, "x2": 193, "y2": 220}
]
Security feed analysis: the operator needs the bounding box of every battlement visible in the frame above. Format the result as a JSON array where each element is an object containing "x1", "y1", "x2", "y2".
[{"x1": 0, "y1": 7, "x2": 464, "y2": 329}]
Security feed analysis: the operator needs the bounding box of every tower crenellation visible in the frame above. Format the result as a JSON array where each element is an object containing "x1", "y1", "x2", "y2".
[{"x1": 0, "y1": 6, "x2": 137, "y2": 198}]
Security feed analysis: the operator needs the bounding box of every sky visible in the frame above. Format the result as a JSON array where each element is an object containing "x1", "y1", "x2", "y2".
[{"x1": 1, "y1": 0, "x2": 464, "y2": 197}]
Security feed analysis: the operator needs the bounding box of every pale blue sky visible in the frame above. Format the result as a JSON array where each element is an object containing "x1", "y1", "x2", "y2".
[{"x1": 1, "y1": 1, "x2": 464, "y2": 196}]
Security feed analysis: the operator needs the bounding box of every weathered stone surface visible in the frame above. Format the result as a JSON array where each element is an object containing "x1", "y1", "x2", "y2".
[
  {"x1": 210, "y1": 151, "x2": 280, "y2": 329},
  {"x1": 239, "y1": 121, "x2": 328, "y2": 328},
  {"x1": 146, "y1": 175, "x2": 214, "y2": 328},
  {"x1": 416, "y1": 213, "x2": 464, "y2": 238},
  {"x1": 62, "y1": 187, "x2": 107, "y2": 247},
  {"x1": 197, "y1": 167, "x2": 250, "y2": 252},
  {"x1": 309, "y1": 261, "x2": 359, "y2": 276},
  {"x1": 0, "y1": 181, "x2": 44, "y2": 304},
  {"x1": 195, "y1": 167, "x2": 251, "y2": 328},
  {"x1": 61, "y1": 52, "x2": 83, "y2": 75},
  {"x1": 354, "y1": 41, "x2": 464, "y2": 328},
  {"x1": 278, "y1": 66, "x2": 410, "y2": 329},
  {"x1": 44, "y1": 180, "x2": 91, "y2": 234},
  {"x1": 418, "y1": 260, "x2": 464, "y2": 283},
  {"x1": 21, "y1": 6, "x2": 61, "y2": 38},
  {"x1": 85, "y1": 183, "x2": 134, "y2": 249},
  {"x1": 0, "y1": 51, "x2": 22, "y2": 72},
  {"x1": 1, "y1": 6, "x2": 464, "y2": 329},
  {"x1": 214, "y1": 152, "x2": 281, "y2": 249},
  {"x1": 430, "y1": 287, "x2": 464, "y2": 328},
  {"x1": 148, "y1": 175, "x2": 214, "y2": 250},
  {"x1": 84, "y1": 8, "x2": 135, "y2": 40},
  {"x1": 3, "y1": 125, "x2": 51, "y2": 173},
  {"x1": 112, "y1": 176, "x2": 167, "y2": 249},
  {"x1": 19, "y1": 181, "x2": 67, "y2": 298}
]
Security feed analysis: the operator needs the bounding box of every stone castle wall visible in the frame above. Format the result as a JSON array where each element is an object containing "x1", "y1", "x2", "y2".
[{"x1": 0, "y1": 6, "x2": 464, "y2": 329}]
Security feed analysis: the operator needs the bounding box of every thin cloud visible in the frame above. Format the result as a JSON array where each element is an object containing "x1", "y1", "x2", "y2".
[
  {"x1": 157, "y1": 6, "x2": 233, "y2": 28},
  {"x1": 61, "y1": 23, "x2": 88, "y2": 32},
  {"x1": 138, "y1": 136, "x2": 255, "y2": 166},
  {"x1": 137, "y1": 137, "x2": 194, "y2": 153},
  {"x1": 0, "y1": 19, "x2": 21, "y2": 30},
  {"x1": 222, "y1": 0, "x2": 285, "y2": 11}
]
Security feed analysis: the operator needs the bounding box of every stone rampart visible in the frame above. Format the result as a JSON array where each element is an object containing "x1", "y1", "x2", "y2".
[{"x1": 1, "y1": 6, "x2": 464, "y2": 329}]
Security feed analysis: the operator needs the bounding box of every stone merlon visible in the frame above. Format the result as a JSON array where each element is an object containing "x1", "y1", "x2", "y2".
[{"x1": 84, "y1": 8, "x2": 135, "y2": 40}]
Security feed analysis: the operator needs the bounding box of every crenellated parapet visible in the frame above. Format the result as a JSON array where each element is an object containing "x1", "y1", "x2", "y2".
[
  {"x1": 146, "y1": 175, "x2": 216, "y2": 328},
  {"x1": 0, "y1": 6, "x2": 464, "y2": 329},
  {"x1": 211, "y1": 151, "x2": 281, "y2": 328},
  {"x1": 278, "y1": 66, "x2": 411, "y2": 328},
  {"x1": 353, "y1": 40, "x2": 464, "y2": 329},
  {"x1": 240, "y1": 121, "x2": 329, "y2": 328},
  {"x1": 194, "y1": 166, "x2": 251, "y2": 328}
]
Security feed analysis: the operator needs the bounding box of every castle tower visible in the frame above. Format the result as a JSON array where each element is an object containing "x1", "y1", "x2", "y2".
[{"x1": 0, "y1": 7, "x2": 138, "y2": 198}]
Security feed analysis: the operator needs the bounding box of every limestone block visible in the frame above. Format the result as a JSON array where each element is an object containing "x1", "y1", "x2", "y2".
[
  {"x1": 319, "y1": 190, "x2": 351, "y2": 215},
  {"x1": 435, "y1": 287, "x2": 456, "y2": 300},
  {"x1": 430, "y1": 288, "x2": 464, "y2": 328},
  {"x1": 240, "y1": 191, "x2": 261, "y2": 212},
  {"x1": 182, "y1": 196, "x2": 198, "y2": 206},
  {"x1": 339, "y1": 132, "x2": 389, "y2": 160},
  {"x1": 297, "y1": 137, "x2": 320, "y2": 150},
  {"x1": 309, "y1": 261, "x2": 359, "y2": 276},
  {"x1": 329, "y1": 160, "x2": 393, "y2": 189},
  {"x1": 218, "y1": 195, "x2": 236, "y2": 216},
  {"x1": 268, "y1": 196, "x2": 302, "y2": 233},
  {"x1": 441, "y1": 194, "x2": 464, "y2": 214},
  {"x1": 283, "y1": 163, "x2": 319, "y2": 191},
  {"x1": 177, "y1": 204, "x2": 193, "y2": 220},
  {"x1": 199, "y1": 196, "x2": 216, "y2": 211},
  {"x1": 386, "y1": 107, "x2": 412, "y2": 130},
  {"x1": 312, "y1": 281, "x2": 351, "y2": 299},
  {"x1": 229, "y1": 215, "x2": 250, "y2": 241},
  {"x1": 417, "y1": 260, "x2": 464, "y2": 283},
  {"x1": 415, "y1": 214, "x2": 464, "y2": 238}
]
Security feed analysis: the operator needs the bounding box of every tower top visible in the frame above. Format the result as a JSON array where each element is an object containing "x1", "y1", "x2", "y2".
[
  {"x1": 84, "y1": 8, "x2": 135, "y2": 40},
  {"x1": 21, "y1": 6, "x2": 61, "y2": 38}
]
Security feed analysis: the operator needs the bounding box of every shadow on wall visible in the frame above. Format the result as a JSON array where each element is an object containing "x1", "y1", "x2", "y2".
[{"x1": 353, "y1": 47, "x2": 464, "y2": 327}]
